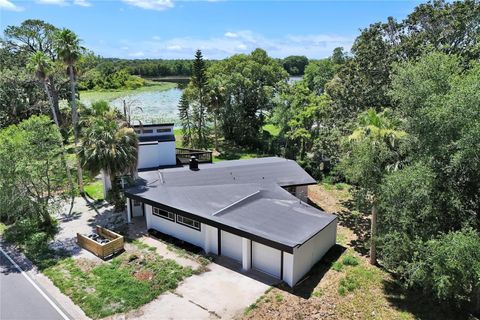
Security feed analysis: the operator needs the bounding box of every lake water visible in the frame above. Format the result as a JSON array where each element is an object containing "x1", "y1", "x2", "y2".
[
  {"x1": 109, "y1": 87, "x2": 183, "y2": 125},
  {"x1": 108, "y1": 76, "x2": 302, "y2": 126}
]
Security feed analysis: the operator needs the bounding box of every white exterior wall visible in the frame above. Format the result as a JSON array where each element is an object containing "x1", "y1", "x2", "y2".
[
  {"x1": 157, "y1": 141, "x2": 176, "y2": 167},
  {"x1": 295, "y1": 185, "x2": 309, "y2": 202},
  {"x1": 282, "y1": 252, "x2": 295, "y2": 286},
  {"x1": 132, "y1": 201, "x2": 143, "y2": 217},
  {"x1": 137, "y1": 141, "x2": 177, "y2": 170},
  {"x1": 138, "y1": 144, "x2": 160, "y2": 169},
  {"x1": 242, "y1": 238, "x2": 252, "y2": 270},
  {"x1": 145, "y1": 204, "x2": 206, "y2": 248},
  {"x1": 220, "y1": 230, "x2": 243, "y2": 262},
  {"x1": 291, "y1": 219, "x2": 337, "y2": 285},
  {"x1": 252, "y1": 241, "x2": 282, "y2": 278},
  {"x1": 203, "y1": 225, "x2": 218, "y2": 255}
]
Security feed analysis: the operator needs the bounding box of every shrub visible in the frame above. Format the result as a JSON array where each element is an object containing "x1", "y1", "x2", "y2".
[
  {"x1": 332, "y1": 261, "x2": 344, "y2": 272},
  {"x1": 339, "y1": 274, "x2": 360, "y2": 294},
  {"x1": 342, "y1": 255, "x2": 359, "y2": 266},
  {"x1": 275, "y1": 293, "x2": 284, "y2": 302},
  {"x1": 407, "y1": 228, "x2": 480, "y2": 309}
]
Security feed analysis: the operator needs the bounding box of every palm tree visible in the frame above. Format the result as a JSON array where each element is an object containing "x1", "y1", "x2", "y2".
[
  {"x1": 348, "y1": 108, "x2": 406, "y2": 265},
  {"x1": 54, "y1": 28, "x2": 84, "y2": 193},
  {"x1": 27, "y1": 51, "x2": 75, "y2": 213},
  {"x1": 27, "y1": 52, "x2": 59, "y2": 126},
  {"x1": 79, "y1": 115, "x2": 138, "y2": 200}
]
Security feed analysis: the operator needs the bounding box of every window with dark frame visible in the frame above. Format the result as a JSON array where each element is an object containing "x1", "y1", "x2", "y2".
[
  {"x1": 156, "y1": 128, "x2": 171, "y2": 133},
  {"x1": 133, "y1": 199, "x2": 142, "y2": 207},
  {"x1": 142, "y1": 129, "x2": 153, "y2": 134},
  {"x1": 152, "y1": 206, "x2": 174, "y2": 221},
  {"x1": 176, "y1": 215, "x2": 201, "y2": 231}
]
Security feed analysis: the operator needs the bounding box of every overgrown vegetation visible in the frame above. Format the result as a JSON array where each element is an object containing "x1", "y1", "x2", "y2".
[{"x1": 43, "y1": 251, "x2": 193, "y2": 319}]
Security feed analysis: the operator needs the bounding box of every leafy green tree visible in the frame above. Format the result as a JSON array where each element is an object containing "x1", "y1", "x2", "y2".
[
  {"x1": 410, "y1": 228, "x2": 480, "y2": 310},
  {"x1": 0, "y1": 116, "x2": 69, "y2": 226},
  {"x1": 340, "y1": 108, "x2": 407, "y2": 264},
  {"x1": 274, "y1": 81, "x2": 334, "y2": 161},
  {"x1": 331, "y1": 47, "x2": 347, "y2": 65},
  {"x1": 207, "y1": 48, "x2": 288, "y2": 146},
  {"x1": 303, "y1": 59, "x2": 336, "y2": 94},
  {"x1": 4, "y1": 19, "x2": 65, "y2": 123},
  {"x1": 389, "y1": 53, "x2": 480, "y2": 223},
  {"x1": 282, "y1": 55, "x2": 309, "y2": 76},
  {"x1": 54, "y1": 28, "x2": 84, "y2": 193}
]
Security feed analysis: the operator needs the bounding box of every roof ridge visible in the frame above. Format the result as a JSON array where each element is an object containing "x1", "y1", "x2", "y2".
[{"x1": 211, "y1": 190, "x2": 261, "y2": 216}]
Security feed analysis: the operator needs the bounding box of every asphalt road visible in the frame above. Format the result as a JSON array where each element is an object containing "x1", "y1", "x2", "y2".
[{"x1": 0, "y1": 249, "x2": 67, "y2": 320}]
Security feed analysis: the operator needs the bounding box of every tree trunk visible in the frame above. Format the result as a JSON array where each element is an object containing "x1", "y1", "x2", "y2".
[
  {"x1": 48, "y1": 75, "x2": 61, "y2": 126},
  {"x1": 370, "y1": 202, "x2": 378, "y2": 265},
  {"x1": 102, "y1": 169, "x2": 112, "y2": 199},
  {"x1": 43, "y1": 80, "x2": 75, "y2": 215},
  {"x1": 213, "y1": 112, "x2": 219, "y2": 151},
  {"x1": 68, "y1": 64, "x2": 84, "y2": 194}
]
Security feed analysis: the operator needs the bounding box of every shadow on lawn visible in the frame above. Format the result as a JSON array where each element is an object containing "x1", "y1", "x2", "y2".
[
  {"x1": 308, "y1": 197, "x2": 370, "y2": 257},
  {"x1": 382, "y1": 278, "x2": 472, "y2": 320},
  {"x1": 276, "y1": 244, "x2": 346, "y2": 299}
]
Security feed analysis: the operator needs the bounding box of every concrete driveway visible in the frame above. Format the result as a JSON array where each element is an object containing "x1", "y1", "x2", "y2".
[{"x1": 116, "y1": 258, "x2": 277, "y2": 320}]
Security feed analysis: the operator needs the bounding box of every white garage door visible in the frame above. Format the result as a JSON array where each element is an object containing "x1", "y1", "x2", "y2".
[
  {"x1": 220, "y1": 230, "x2": 242, "y2": 262},
  {"x1": 252, "y1": 241, "x2": 282, "y2": 278}
]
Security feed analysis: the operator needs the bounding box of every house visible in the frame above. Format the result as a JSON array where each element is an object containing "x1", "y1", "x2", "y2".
[
  {"x1": 133, "y1": 123, "x2": 177, "y2": 170},
  {"x1": 124, "y1": 146, "x2": 337, "y2": 286}
]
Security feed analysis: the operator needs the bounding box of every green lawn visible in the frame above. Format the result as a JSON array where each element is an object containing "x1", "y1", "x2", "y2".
[
  {"x1": 79, "y1": 82, "x2": 177, "y2": 103},
  {"x1": 43, "y1": 248, "x2": 193, "y2": 319},
  {"x1": 84, "y1": 180, "x2": 104, "y2": 200}
]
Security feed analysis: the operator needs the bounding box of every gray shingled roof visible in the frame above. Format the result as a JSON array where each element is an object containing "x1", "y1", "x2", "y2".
[{"x1": 125, "y1": 157, "x2": 336, "y2": 250}]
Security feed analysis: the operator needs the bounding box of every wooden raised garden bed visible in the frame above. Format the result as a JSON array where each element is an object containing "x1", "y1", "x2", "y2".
[{"x1": 77, "y1": 226, "x2": 124, "y2": 259}]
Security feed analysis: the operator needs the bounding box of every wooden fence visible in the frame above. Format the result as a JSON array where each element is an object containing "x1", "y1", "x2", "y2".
[{"x1": 77, "y1": 226, "x2": 124, "y2": 259}]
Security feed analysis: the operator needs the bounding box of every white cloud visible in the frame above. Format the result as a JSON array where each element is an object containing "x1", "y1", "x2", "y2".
[
  {"x1": 152, "y1": 36, "x2": 161, "y2": 40},
  {"x1": 166, "y1": 44, "x2": 182, "y2": 50},
  {"x1": 129, "y1": 51, "x2": 145, "y2": 57},
  {"x1": 35, "y1": 0, "x2": 91, "y2": 6},
  {"x1": 0, "y1": 0, "x2": 23, "y2": 11},
  {"x1": 36, "y1": 0, "x2": 67, "y2": 5},
  {"x1": 236, "y1": 43, "x2": 247, "y2": 50},
  {"x1": 122, "y1": 0, "x2": 173, "y2": 11},
  {"x1": 73, "y1": 0, "x2": 91, "y2": 7},
  {"x1": 91, "y1": 30, "x2": 353, "y2": 60},
  {"x1": 224, "y1": 32, "x2": 238, "y2": 38}
]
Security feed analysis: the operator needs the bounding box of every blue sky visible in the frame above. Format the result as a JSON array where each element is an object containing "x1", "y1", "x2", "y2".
[{"x1": 1, "y1": 0, "x2": 422, "y2": 59}]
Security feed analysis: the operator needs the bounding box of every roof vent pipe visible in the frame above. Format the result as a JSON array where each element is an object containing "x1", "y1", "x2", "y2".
[{"x1": 189, "y1": 156, "x2": 199, "y2": 171}]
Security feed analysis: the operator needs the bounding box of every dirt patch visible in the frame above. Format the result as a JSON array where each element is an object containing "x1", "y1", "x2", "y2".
[
  {"x1": 134, "y1": 270, "x2": 154, "y2": 282},
  {"x1": 75, "y1": 257, "x2": 102, "y2": 273}
]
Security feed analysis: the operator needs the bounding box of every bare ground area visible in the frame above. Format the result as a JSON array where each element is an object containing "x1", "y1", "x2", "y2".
[{"x1": 241, "y1": 184, "x2": 465, "y2": 320}]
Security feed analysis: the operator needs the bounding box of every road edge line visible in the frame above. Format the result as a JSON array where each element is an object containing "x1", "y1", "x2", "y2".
[{"x1": 0, "y1": 246, "x2": 70, "y2": 320}]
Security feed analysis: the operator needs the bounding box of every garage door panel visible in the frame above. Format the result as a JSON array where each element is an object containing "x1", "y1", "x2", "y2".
[
  {"x1": 252, "y1": 241, "x2": 281, "y2": 278},
  {"x1": 221, "y1": 231, "x2": 242, "y2": 262}
]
